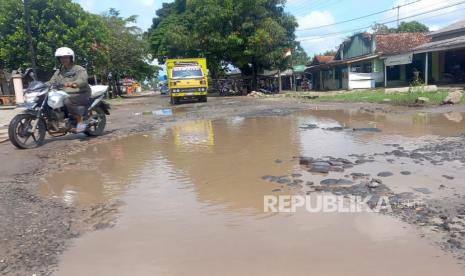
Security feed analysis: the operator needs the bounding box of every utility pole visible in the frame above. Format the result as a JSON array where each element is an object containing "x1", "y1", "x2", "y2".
[
  {"x1": 395, "y1": 5, "x2": 400, "y2": 27},
  {"x1": 23, "y1": 0, "x2": 38, "y2": 76}
]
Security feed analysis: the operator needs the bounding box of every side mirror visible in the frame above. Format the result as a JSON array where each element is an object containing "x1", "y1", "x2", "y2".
[{"x1": 23, "y1": 68, "x2": 37, "y2": 81}]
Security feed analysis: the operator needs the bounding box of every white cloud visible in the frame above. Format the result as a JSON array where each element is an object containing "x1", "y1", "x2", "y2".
[
  {"x1": 75, "y1": 0, "x2": 94, "y2": 11},
  {"x1": 296, "y1": 10, "x2": 336, "y2": 30},
  {"x1": 295, "y1": 10, "x2": 340, "y2": 56},
  {"x1": 300, "y1": 36, "x2": 343, "y2": 57},
  {"x1": 140, "y1": 0, "x2": 155, "y2": 7}
]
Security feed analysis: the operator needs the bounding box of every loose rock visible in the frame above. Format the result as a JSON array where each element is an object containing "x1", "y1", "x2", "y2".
[
  {"x1": 415, "y1": 97, "x2": 430, "y2": 104},
  {"x1": 413, "y1": 187, "x2": 433, "y2": 195},
  {"x1": 442, "y1": 91, "x2": 463, "y2": 105},
  {"x1": 377, "y1": 171, "x2": 394, "y2": 177}
]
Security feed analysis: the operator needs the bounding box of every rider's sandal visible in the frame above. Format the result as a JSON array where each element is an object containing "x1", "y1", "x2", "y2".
[{"x1": 71, "y1": 123, "x2": 87, "y2": 133}]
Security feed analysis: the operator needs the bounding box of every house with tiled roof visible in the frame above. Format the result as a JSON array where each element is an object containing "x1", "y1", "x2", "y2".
[
  {"x1": 312, "y1": 55, "x2": 335, "y2": 64},
  {"x1": 306, "y1": 32, "x2": 431, "y2": 90},
  {"x1": 412, "y1": 20, "x2": 465, "y2": 85}
]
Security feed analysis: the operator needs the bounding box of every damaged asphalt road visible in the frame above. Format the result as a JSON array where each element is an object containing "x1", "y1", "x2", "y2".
[
  {"x1": 1, "y1": 95, "x2": 465, "y2": 275},
  {"x1": 0, "y1": 96, "x2": 310, "y2": 275}
]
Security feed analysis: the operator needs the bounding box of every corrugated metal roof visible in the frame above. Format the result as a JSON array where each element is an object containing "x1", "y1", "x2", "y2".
[
  {"x1": 430, "y1": 20, "x2": 465, "y2": 37},
  {"x1": 306, "y1": 54, "x2": 378, "y2": 71},
  {"x1": 413, "y1": 34, "x2": 465, "y2": 53}
]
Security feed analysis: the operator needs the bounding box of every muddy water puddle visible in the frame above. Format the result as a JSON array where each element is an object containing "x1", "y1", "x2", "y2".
[{"x1": 41, "y1": 109, "x2": 465, "y2": 275}]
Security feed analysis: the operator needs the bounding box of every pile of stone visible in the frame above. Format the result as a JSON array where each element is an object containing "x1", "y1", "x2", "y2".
[
  {"x1": 248, "y1": 91, "x2": 266, "y2": 98},
  {"x1": 299, "y1": 156, "x2": 356, "y2": 173},
  {"x1": 442, "y1": 90, "x2": 463, "y2": 105}
]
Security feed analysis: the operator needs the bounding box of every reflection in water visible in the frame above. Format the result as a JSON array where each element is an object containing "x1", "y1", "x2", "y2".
[
  {"x1": 172, "y1": 120, "x2": 215, "y2": 152},
  {"x1": 41, "y1": 110, "x2": 465, "y2": 276},
  {"x1": 39, "y1": 136, "x2": 165, "y2": 206},
  {"x1": 444, "y1": 112, "x2": 464, "y2": 123}
]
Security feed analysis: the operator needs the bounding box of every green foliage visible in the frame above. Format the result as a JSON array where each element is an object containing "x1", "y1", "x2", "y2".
[
  {"x1": 101, "y1": 9, "x2": 159, "y2": 81},
  {"x1": 372, "y1": 23, "x2": 393, "y2": 34},
  {"x1": 373, "y1": 21, "x2": 429, "y2": 34},
  {"x1": 292, "y1": 44, "x2": 310, "y2": 66},
  {"x1": 315, "y1": 90, "x2": 452, "y2": 105},
  {"x1": 0, "y1": 0, "x2": 28, "y2": 70},
  {"x1": 322, "y1": 49, "x2": 337, "y2": 56},
  {"x1": 409, "y1": 69, "x2": 424, "y2": 88},
  {"x1": 397, "y1": 21, "x2": 429, "y2": 33},
  {"x1": 148, "y1": 0, "x2": 300, "y2": 81},
  {"x1": 0, "y1": 0, "x2": 157, "y2": 82}
]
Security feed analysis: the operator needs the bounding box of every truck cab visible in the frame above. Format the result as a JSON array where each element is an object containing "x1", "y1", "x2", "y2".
[{"x1": 166, "y1": 58, "x2": 208, "y2": 104}]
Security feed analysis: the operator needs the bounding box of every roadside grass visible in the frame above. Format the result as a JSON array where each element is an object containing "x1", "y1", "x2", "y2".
[{"x1": 314, "y1": 90, "x2": 464, "y2": 105}]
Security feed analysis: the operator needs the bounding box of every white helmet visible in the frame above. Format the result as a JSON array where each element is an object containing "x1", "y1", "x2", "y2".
[{"x1": 55, "y1": 47, "x2": 75, "y2": 62}]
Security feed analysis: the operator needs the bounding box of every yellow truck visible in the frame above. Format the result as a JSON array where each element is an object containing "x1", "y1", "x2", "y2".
[{"x1": 166, "y1": 58, "x2": 208, "y2": 104}]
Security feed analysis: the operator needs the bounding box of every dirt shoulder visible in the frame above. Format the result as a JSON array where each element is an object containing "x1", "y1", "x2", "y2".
[{"x1": 0, "y1": 95, "x2": 464, "y2": 275}]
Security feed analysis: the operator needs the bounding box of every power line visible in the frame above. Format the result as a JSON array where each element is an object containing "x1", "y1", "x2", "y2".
[
  {"x1": 299, "y1": 6, "x2": 465, "y2": 43},
  {"x1": 288, "y1": 0, "x2": 343, "y2": 17},
  {"x1": 297, "y1": 0, "x2": 465, "y2": 42},
  {"x1": 296, "y1": 0, "x2": 422, "y2": 32}
]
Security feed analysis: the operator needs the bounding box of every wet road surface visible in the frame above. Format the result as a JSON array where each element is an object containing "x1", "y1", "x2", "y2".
[{"x1": 39, "y1": 109, "x2": 465, "y2": 275}]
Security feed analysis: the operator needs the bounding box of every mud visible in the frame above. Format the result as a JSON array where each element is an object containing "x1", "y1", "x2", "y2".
[{"x1": 1, "y1": 96, "x2": 465, "y2": 275}]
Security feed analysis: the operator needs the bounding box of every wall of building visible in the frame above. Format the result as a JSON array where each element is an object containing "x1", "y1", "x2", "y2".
[
  {"x1": 348, "y1": 72, "x2": 382, "y2": 89},
  {"x1": 344, "y1": 35, "x2": 373, "y2": 59}
]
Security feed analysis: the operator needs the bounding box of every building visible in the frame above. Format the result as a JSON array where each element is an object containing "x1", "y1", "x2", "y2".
[
  {"x1": 307, "y1": 32, "x2": 431, "y2": 90},
  {"x1": 412, "y1": 20, "x2": 465, "y2": 85}
]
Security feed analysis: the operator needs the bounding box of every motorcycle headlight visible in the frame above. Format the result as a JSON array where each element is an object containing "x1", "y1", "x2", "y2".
[
  {"x1": 49, "y1": 95, "x2": 61, "y2": 106},
  {"x1": 24, "y1": 93, "x2": 39, "y2": 103}
]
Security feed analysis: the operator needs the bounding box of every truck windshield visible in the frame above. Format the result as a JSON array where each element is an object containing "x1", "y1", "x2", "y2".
[{"x1": 172, "y1": 66, "x2": 204, "y2": 79}]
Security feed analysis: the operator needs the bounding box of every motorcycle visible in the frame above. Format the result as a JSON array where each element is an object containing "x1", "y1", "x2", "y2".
[{"x1": 8, "y1": 70, "x2": 110, "y2": 149}]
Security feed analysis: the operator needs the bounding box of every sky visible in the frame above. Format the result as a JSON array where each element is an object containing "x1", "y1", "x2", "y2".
[{"x1": 74, "y1": 0, "x2": 465, "y2": 57}]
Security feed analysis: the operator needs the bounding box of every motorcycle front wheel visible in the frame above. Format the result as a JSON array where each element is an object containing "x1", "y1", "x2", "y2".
[{"x1": 8, "y1": 113, "x2": 46, "y2": 149}]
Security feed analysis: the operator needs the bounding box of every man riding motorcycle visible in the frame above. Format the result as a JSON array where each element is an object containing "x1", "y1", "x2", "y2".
[{"x1": 47, "y1": 47, "x2": 91, "y2": 133}]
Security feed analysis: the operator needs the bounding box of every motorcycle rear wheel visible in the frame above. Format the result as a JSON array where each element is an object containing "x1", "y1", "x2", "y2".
[
  {"x1": 84, "y1": 107, "x2": 106, "y2": 136},
  {"x1": 8, "y1": 114, "x2": 46, "y2": 149}
]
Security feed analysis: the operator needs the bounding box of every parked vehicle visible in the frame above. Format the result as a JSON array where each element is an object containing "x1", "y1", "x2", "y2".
[
  {"x1": 159, "y1": 81, "x2": 169, "y2": 95},
  {"x1": 166, "y1": 58, "x2": 208, "y2": 104},
  {"x1": 8, "y1": 75, "x2": 110, "y2": 149},
  {"x1": 218, "y1": 79, "x2": 246, "y2": 96},
  {"x1": 258, "y1": 83, "x2": 278, "y2": 94}
]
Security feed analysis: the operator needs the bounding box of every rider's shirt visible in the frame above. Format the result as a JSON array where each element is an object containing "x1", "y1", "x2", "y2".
[{"x1": 47, "y1": 65, "x2": 91, "y2": 96}]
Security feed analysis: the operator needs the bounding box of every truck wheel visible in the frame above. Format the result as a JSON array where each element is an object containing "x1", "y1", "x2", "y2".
[
  {"x1": 171, "y1": 97, "x2": 180, "y2": 105},
  {"x1": 198, "y1": 96, "x2": 207, "y2": 102}
]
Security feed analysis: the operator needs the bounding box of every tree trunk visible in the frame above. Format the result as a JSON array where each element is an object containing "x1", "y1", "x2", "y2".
[
  {"x1": 252, "y1": 62, "x2": 258, "y2": 91},
  {"x1": 23, "y1": 0, "x2": 38, "y2": 76}
]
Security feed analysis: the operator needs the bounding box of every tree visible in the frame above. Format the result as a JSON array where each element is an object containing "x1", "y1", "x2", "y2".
[
  {"x1": 372, "y1": 23, "x2": 394, "y2": 34},
  {"x1": 290, "y1": 44, "x2": 310, "y2": 66},
  {"x1": 100, "y1": 9, "x2": 158, "y2": 82},
  {"x1": 397, "y1": 21, "x2": 429, "y2": 33},
  {"x1": 322, "y1": 50, "x2": 337, "y2": 56},
  {"x1": 0, "y1": 0, "x2": 108, "y2": 77},
  {"x1": 0, "y1": 0, "x2": 157, "y2": 83},
  {"x1": 372, "y1": 21, "x2": 429, "y2": 34},
  {"x1": 0, "y1": 0, "x2": 29, "y2": 71},
  {"x1": 148, "y1": 0, "x2": 299, "y2": 88}
]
